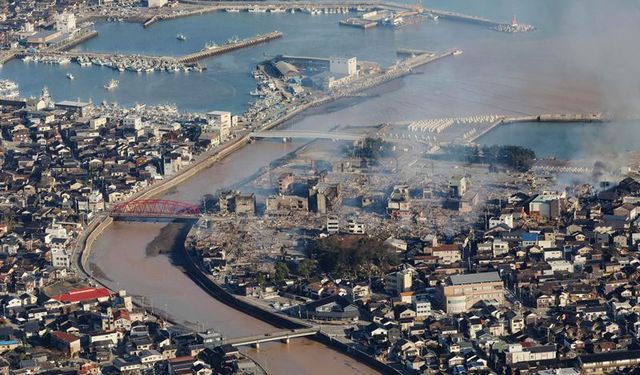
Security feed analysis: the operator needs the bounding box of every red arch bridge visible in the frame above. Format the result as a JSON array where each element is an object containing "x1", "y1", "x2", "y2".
[{"x1": 110, "y1": 199, "x2": 201, "y2": 220}]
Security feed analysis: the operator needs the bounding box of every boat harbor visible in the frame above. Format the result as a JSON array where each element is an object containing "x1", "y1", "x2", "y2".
[{"x1": 17, "y1": 30, "x2": 283, "y2": 74}]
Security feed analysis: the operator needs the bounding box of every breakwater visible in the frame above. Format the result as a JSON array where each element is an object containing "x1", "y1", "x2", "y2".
[
  {"x1": 177, "y1": 31, "x2": 283, "y2": 64},
  {"x1": 467, "y1": 112, "x2": 605, "y2": 143}
]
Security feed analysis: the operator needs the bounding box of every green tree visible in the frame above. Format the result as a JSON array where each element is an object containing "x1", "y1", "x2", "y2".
[
  {"x1": 296, "y1": 259, "x2": 316, "y2": 279},
  {"x1": 256, "y1": 273, "x2": 266, "y2": 286},
  {"x1": 274, "y1": 261, "x2": 289, "y2": 282}
]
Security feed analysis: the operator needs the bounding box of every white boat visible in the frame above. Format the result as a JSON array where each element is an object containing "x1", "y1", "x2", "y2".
[
  {"x1": 203, "y1": 41, "x2": 218, "y2": 50},
  {"x1": 0, "y1": 79, "x2": 19, "y2": 98},
  {"x1": 104, "y1": 79, "x2": 119, "y2": 90},
  {"x1": 22, "y1": 56, "x2": 33, "y2": 62},
  {"x1": 176, "y1": 34, "x2": 187, "y2": 41},
  {"x1": 248, "y1": 8, "x2": 267, "y2": 13},
  {"x1": 225, "y1": 8, "x2": 240, "y2": 12},
  {"x1": 66, "y1": 73, "x2": 74, "y2": 80},
  {"x1": 270, "y1": 8, "x2": 286, "y2": 13},
  {"x1": 453, "y1": 49, "x2": 463, "y2": 56}
]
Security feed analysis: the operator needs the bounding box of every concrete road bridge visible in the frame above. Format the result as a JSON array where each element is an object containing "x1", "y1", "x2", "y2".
[
  {"x1": 224, "y1": 327, "x2": 319, "y2": 348},
  {"x1": 249, "y1": 130, "x2": 366, "y2": 142}
]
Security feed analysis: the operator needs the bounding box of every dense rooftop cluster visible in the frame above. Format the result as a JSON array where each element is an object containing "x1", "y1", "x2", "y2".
[{"x1": 0, "y1": 96, "x2": 263, "y2": 373}]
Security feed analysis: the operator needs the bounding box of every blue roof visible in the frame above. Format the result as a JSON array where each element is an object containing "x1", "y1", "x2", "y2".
[
  {"x1": 522, "y1": 233, "x2": 539, "y2": 241},
  {"x1": 0, "y1": 340, "x2": 18, "y2": 346}
]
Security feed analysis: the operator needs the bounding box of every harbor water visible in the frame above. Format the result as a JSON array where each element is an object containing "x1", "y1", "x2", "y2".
[
  {"x1": 0, "y1": 0, "x2": 582, "y2": 113},
  {"x1": 13, "y1": 0, "x2": 640, "y2": 373}
]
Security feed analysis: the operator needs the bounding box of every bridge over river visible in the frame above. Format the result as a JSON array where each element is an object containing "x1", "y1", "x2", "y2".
[
  {"x1": 249, "y1": 130, "x2": 366, "y2": 142},
  {"x1": 224, "y1": 327, "x2": 319, "y2": 348}
]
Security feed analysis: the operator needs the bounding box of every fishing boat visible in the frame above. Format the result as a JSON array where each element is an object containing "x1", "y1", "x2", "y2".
[
  {"x1": 176, "y1": 34, "x2": 187, "y2": 41},
  {"x1": 66, "y1": 73, "x2": 74, "y2": 80},
  {"x1": 104, "y1": 79, "x2": 119, "y2": 90},
  {"x1": 203, "y1": 41, "x2": 218, "y2": 50}
]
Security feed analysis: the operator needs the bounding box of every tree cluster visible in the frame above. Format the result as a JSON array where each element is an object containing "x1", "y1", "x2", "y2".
[
  {"x1": 443, "y1": 144, "x2": 536, "y2": 171},
  {"x1": 308, "y1": 235, "x2": 399, "y2": 279},
  {"x1": 347, "y1": 137, "x2": 393, "y2": 160}
]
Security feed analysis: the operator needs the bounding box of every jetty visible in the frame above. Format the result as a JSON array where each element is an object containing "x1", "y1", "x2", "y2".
[
  {"x1": 423, "y1": 8, "x2": 512, "y2": 29},
  {"x1": 177, "y1": 31, "x2": 283, "y2": 63},
  {"x1": 17, "y1": 30, "x2": 283, "y2": 72}
]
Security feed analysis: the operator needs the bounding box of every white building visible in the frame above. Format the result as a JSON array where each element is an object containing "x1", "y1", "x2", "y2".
[
  {"x1": 492, "y1": 239, "x2": 510, "y2": 257},
  {"x1": 206, "y1": 111, "x2": 232, "y2": 141},
  {"x1": 506, "y1": 344, "x2": 556, "y2": 365},
  {"x1": 51, "y1": 247, "x2": 70, "y2": 269},
  {"x1": 90, "y1": 117, "x2": 107, "y2": 130},
  {"x1": 123, "y1": 116, "x2": 142, "y2": 130},
  {"x1": 330, "y1": 57, "x2": 357, "y2": 76},
  {"x1": 147, "y1": 0, "x2": 168, "y2": 8},
  {"x1": 413, "y1": 300, "x2": 431, "y2": 318},
  {"x1": 326, "y1": 216, "x2": 339, "y2": 233},
  {"x1": 489, "y1": 213, "x2": 514, "y2": 229},
  {"x1": 55, "y1": 13, "x2": 76, "y2": 34},
  {"x1": 529, "y1": 190, "x2": 566, "y2": 219},
  {"x1": 384, "y1": 269, "x2": 413, "y2": 295},
  {"x1": 347, "y1": 219, "x2": 366, "y2": 234}
]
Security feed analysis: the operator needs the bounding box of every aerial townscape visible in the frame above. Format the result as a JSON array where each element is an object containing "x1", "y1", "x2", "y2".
[{"x1": 0, "y1": 0, "x2": 637, "y2": 374}]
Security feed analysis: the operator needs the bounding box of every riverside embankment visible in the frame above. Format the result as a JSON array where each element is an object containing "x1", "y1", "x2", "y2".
[{"x1": 180, "y1": 230, "x2": 403, "y2": 374}]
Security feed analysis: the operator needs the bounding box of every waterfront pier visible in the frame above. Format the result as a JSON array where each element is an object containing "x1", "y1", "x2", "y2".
[
  {"x1": 50, "y1": 30, "x2": 99, "y2": 52},
  {"x1": 18, "y1": 30, "x2": 283, "y2": 71},
  {"x1": 177, "y1": 31, "x2": 283, "y2": 64},
  {"x1": 423, "y1": 8, "x2": 509, "y2": 28}
]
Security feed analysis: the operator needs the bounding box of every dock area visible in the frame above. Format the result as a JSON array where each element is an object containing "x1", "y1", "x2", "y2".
[
  {"x1": 423, "y1": 8, "x2": 504, "y2": 27},
  {"x1": 397, "y1": 48, "x2": 435, "y2": 57},
  {"x1": 332, "y1": 49, "x2": 457, "y2": 98},
  {"x1": 177, "y1": 31, "x2": 283, "y2": 64},
  {"x1": 17, "y1": 30, "x2": 283, "y2": 73},
  {"x1": 0, "y1": 51, "x2": 17, "y2": 65},
  {"x1": 51, "y1": 30, "x2": 99, "y2": 52}
]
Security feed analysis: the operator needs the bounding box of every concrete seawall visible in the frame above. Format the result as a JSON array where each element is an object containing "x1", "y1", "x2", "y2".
[
  {"x1": 53, "y1": 30, "x2": 99, "y2": 52},
  {"x1": 76, "y1": 215, "x2": 113, "y2": 277},
  {"x1": 467, "y1": 112, "x2": 604, "y2": 143}
]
